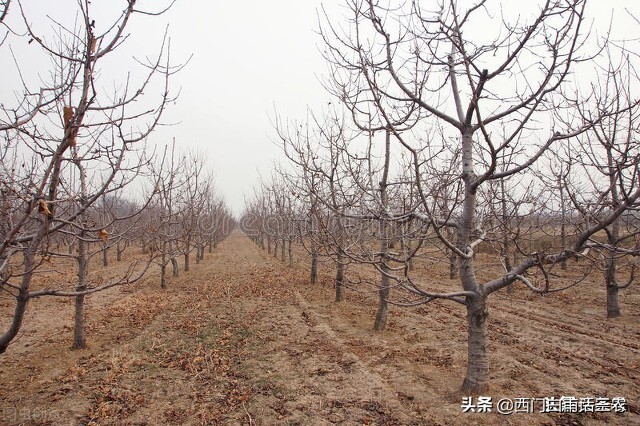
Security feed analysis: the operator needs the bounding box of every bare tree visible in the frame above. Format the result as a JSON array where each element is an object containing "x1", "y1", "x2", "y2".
[
  {"x1": 275, "y1": 109, "x2": 366, "y2": 302},
  {"x1": 199, "y1": 195, "x2": 233, "y2": 252},
  {"x1": 564, "y1": 49, "x2": 640, "y2": 318},
  {"x1": 0, "y1": 0, "x2": 181, "y2": 354},
  {"x1": 175, "y1": 151, "x2": 210, "y2": 272},
  {"x1": 150, "y1": 142, "x2": 188, "y2": 288},
  {"x1": 319, "y1": 0, "x2": 640, "y2": 393}
]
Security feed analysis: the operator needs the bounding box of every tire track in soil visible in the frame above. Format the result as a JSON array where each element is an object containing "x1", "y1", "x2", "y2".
[
  {"x1": 488, "y1": 299, "x2": 640, "y2": 380},
  {"x1": 495, "y1": 303, "x2": 640, "y2": 352},
  {"x1": 227, "y1": 269, "x2": 416, "y2": 424},
  {"x1": 292, "y1": 289, "x2": 413, "y2": 422}
]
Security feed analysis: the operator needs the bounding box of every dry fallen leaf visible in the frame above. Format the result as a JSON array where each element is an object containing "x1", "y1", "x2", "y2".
[
  {"x1": 98, "y1": 229, "x2": 109, "y2": 243},
  {"x1": 63, "y1": 106, "x2": 73, "y2": 128},
  {"x1": 38, "y1": 199, "x2": 52, "y2": 217}
]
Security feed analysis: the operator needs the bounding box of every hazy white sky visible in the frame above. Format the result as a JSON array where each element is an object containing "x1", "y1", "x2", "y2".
[
  {"x1": 2, "y1": 0, "x2": 639, "y2": 217},
  {"x1": 155, "y1": 0, "x2": 343, "y2": 216}
]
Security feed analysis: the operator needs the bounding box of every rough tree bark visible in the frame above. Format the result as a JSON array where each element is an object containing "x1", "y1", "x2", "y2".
[{"x1": 373, "y1": 129, "x2": 392, "y2": 332}]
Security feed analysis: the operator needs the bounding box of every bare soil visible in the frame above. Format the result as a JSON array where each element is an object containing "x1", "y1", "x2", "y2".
[{"x1": 0, "y1": 230, "x2": 638, "y2": 425}]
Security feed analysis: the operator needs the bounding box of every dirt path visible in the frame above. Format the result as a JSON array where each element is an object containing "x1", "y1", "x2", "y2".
[{"x1": 0, "y1": 230, "x2": 638, "y2": 425}]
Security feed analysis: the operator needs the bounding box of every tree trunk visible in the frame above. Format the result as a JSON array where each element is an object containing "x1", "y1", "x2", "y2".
[
  {"x1": 171, "y1": 256, "x2": 179, "y2": 277},
  {"x1": 310, "y1": 201, "x2": 318, "y2": 284},
  {"x1": 603, "y1": 173, "x2": 622, "y2": 317},
  {"x1": 0, "y1": 219, "x2": 51, "y2": 353},
  {"x1": 310, "y1": 248, "x2": 318, "y2": 284},
  {"x1": 373, "y1": 251, "x2": 390, "y2": 331},
  {"x1": 461, "y1": 293, "x2": 489, "y2": 393},
  {"x1": 449, "y1": 250, "x2": 457, "y2": 279},
  {"x1": 160, "y1": 264, "x2": 167, "y2": 289},
  {"x1": 281, "y1": 238, "x2": 285, "y2": 262},
  {"x1": 73, "y1": 293, "x2": 87, "y2": 349},
  {"x1": 0, "y1": 281, "x2": 30, "y2": 354},
  {"x1": 73, "y1": 233, "x2": 88, "y2": 349},
  {"x1": 458, "y1": 128, "x2": 489, "y2": 393},
  {"x1": 606, "y1": 281, "x2": 621, "y2": 318},
  {"x1": 0, "y1": 130, "x2": 68, "y2": 353},
  {"x1": 102, "y1": 244, "x2": 109, "y2": 267},
  {"x1": 184, "y1": 236, "x2": 190, "y2": 272},
  {"x1": 374, "y1": 130, "x2": 392, "y2": 332},
  {"x1": 288, "y1": 239, "x2": 293, "y2": 267},
  {"x1": 558, "y1": 175, "x2": 568, "y2": 271},
  {"x1": 335, "y1": 251, "x2": 345, "y2": 302},
  {"x1": 604, "y1": 238, "x2": 621, "y2": 318},
  {"x1": 116, "y1": 241, "x2": 123, "y2": 262},
  {"x1": 160, "y1": 252, "x2": 167, "y2": 289}
]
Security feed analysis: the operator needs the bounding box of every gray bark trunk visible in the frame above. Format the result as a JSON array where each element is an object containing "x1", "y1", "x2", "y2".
[
  {"x1": 461, "y1": 293, "x2": 489, "y2": 393},
  {"x1": 0, "y1": 243, "x2": 37, "y2": 353},
  {"x1": 373, "y1": 245, "x2": 390, "y2": 331},
  {"x1": 402, "y1": 237, "x2": 414, "y2": 271},
  {"x1": 310, "y1": 201, "x2": 318, "y2": 284},
  {"x1": 335, "y1": 251, "x2": 345, "y2": 302},
  {"x1": 102, "y1": 244, "x2": 108, "y2": 267},
  {"x1": 559, "y1": 182, "x2": 567, "y2": 271},
  {"x1": 459, "y1": 129, "x2": 489, "y2": 393},
  {"x1": 160, "y1": 251, "x2": 167, "y2": 289},
  {"x1": 171, "y1": 256, "x2": 179, "y2": 277},
  {"x1": 606, "y1": 280, "x2": 621, "y2": 318},
  {"x1": 73, "y1": 232, "x2": 88, "y2": 349},
  {"x1": 184, "y1": 236, "x2": 190, "y2": 272},
  {"x1": 605, "y1": 153, "x2": 622, "y2": 318},
  {"x1": 310, "y1": 249, "x2": 318, "y2": 284},
  {"x1": 605, "y1": 222, "x2": 621, "y2": 318},
  {"x1": 374, "y1": 129, "x2": 391, "y2": 332}
]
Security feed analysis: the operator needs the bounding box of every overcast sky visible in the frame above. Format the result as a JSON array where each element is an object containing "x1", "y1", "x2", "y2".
[
  {"x1": 161, "y1": 0, "x2": 638, "y2": 218},
  {"x1": 2, "y1": 0, "x2": 639, "y2": 217},
  {"x1": 156, "y1": 0, "x2": 343, "y2": 216}
]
